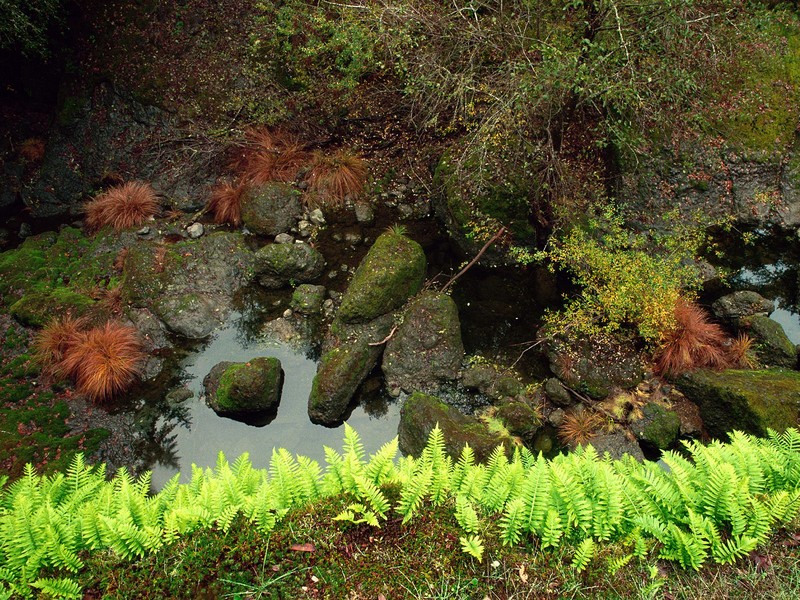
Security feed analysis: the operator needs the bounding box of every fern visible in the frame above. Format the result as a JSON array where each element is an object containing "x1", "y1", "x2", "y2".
[
  {"x1": 454, "y1": 495, "x2": 480, "y2": 535},
  {"x1": 571, "y1": 538, "x2": 595, "y2": 572},
  {"x1": 459, "y1": 535, "x2": 484, "y2": 562},
  {"x1": 30, "y1": 577, "x2": 82, "y2": 599}
]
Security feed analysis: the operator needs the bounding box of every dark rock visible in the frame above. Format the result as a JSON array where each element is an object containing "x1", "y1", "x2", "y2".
[
  {"x1": 740, "y1": 315, "x2": 797, "y2": 368},
  {"x1": 544, "y1": 377, "x2": 573, "y2": 407},
  {"x1": 154, "y1": 293, "x2": 222, "y2": 339},
  {"x1": 354, "y1": 202, "x2": 374, "y2": 224},
  {"x1": 337, "y1": 230, "x2": 426, "y2": 323},
  {"x1": 460, "y1": 364, "x2": 525, "y2": 401},
  {"x1": 676, "y1": 369, "x2": 800, "y2": 439},
  {"x1": 630, "y1": 403, "x2": 681, "y2": 450},
  {"x1": 382, "y1": 291, "x2": 464, "y2": 394},
  {"x1": 712, "y1": 291, "x2": 773, "y2": 325},
  {"x1": 204, "y1": 357, "x2": 283, "y2": 419},
  {"x1": 240, "y1": 182, "x2": 303, "y2": 235},
  {"x1": 308, "y1": 315, "x2": 394, "y2": 425},
  {"x1": 125, "y1": 308, "x2": 172, "y2": 351},
  {"x1": 290, "y1": 284, "x2": 326, "y2": 315},
  {"x1": 165, "y1": 386, "x2": 193, "y2": 404},
  {"x1": 589, "y1": 430, "x2": 645, "y2": 461},
  {"x1": 398, "y1": 392, "x2": 517, "y2": 462},
  {"x1": 494, "y1": 399, "x2": 542, "y2": 439},
  {"x1": 254, "y1": 242, "x2": 325, "y2": 289}
]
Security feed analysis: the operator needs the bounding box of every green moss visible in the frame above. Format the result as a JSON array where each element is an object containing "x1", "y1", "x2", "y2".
[
  {"x1": 215, "y1": 363, "x2": 246, "y2": 412},
  {"x1": 212, "y1": 358, "x2": 283, "y2": 414},
  {"x1": 337, "y1": 231, "x2": 426, "y2": 323},
  {"x1": 10, "y1": 288, "x2": 96, "y2": 326}
]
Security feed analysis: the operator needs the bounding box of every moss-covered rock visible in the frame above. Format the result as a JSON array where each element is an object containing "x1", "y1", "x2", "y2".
[
  {"x1": 676, "y1": 369, "x2": 800, "y2": 439},
  {"x1": 9, "y1": 288, "x2": 96, "y2": 327},
  {"x1": 494, "y1": 399, "x2": 542, "y2": 439},
  {"x1": 630, "y1": 402, "x2": 681, "y2": 450},
  {"x1": 254, "y1": 242, "x2": 325, "y2": 289},
  {"x1": 337, "y1": 231, "x2": 426, "y2": 324},
  {"x1": 203, "y1": 358, "x2": 283, "y2": 419},
  {"x1": 382, "y1": 291, "x2": 464, "y2": 394},
  {"x1": 398, "y1": 392, "x2": 517, "y2": 462},
  {"x1": 307, "y1": 315, "x2": 394, "y2": 425},
  {"x1": 740, "y1": 315, "x2": 797, "y2": 369},
  {"x1": 290, "y1": 284, "x2": 326, "y2": 315},
  {"x1": 240, "y1": 182, "x2": 303, "y2": 236},
  {"x1": 154, "y1": 292, "x2": 221, "y2": 339}
]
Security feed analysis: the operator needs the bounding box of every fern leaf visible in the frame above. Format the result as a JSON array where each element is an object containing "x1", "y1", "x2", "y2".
[
  {"x1": 499, "y1": 498, "x2": 525, "y2": 546},
  {"x1": 31, "y1": 577, "x2": 82, "y2": 599},
  {"x1": 459, "y1": 535, "x2": 484, "y2": 562},
  {"x1": 570, "y1": 538, "x2": 595, "y2": 573},
  {"x1": 454, "y1": 495, "x2": 481, "y2": 535}
]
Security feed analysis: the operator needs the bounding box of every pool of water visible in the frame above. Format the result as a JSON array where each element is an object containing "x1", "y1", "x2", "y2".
[{"x1": 146, "y1": 315, "x2": 401, "y2": 490}]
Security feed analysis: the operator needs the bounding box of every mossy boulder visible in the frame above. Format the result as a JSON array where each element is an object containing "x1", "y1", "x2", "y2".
[
  {"x1": 382, "y1": 291, "x2": 464, "y2": 394},
  {"x1": 290, "y1": 284, "x2": 326, "y2": 315},
  {"x1": 494, "y1": 399, "x2": 542, "y2": 439},
  {"x1": 240, "y1": 182, "x2": 303, "y2": 236},
  {"x1": 308, "y1": 315, "x2": 394, "y2": 425},
  {"x1": 254, "y1": 242, "x2": 325, "y2": 289},
  {"x1": 712, "y1": 291, "x2": 774, "y2": 325},
  {"x1": 740, "y1": 315, "x2": 797, "y2": 369},
  {"x1": 337, "y1": 231, "x2": 426, "y2": 324},
  {"x1": 461, "y1": 363, "x2": 526, "y2": 401},
  {"x1": 630, "y1": 402, "x2": 681, "y2": 450},
  {"x1": 398, "y1": 392, "x2": 517, "y2": 462},
  {"x1": 676, "y1": 369, "x2": 800, "y2": 439},
  {"x1": 9, "y1": 288, "x2": 96, "y2": 327},
  {"x1": 203, "y1": 358, "x2": 283, "y2": 419},
  {"x1": 154, "y1": 293, "x2": 222, "y2": 339}
]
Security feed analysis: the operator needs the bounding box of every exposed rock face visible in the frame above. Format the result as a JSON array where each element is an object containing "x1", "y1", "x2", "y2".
[
  {"x1": 739, "y1": 315, "x2": 797, "y2": 369},
  {"x1": 337, "y1": 230, "x2": 426, "y2": 323},
  {"x1": 712, "y1": 290, "x2": 774, "y2": 325},
  {"x1": 589, "y1": 430, "x2": 645, "y2": 461},
  {"x1": 398, "y1": 392, "x2": 517, "y2": 462},
  {"x1": 307, "y1": 315, "x2": 394, "y2": 426},
  {"x1": 382, "y1": 291, "x2": 464, "y2": 394},
  {"x1": 254, "y1": 242, "x2": 325, "y2": 289},
  {"x1": 203, "y1": 358, "x2": 283, "y2": 419},
  {"x1": 676, "y1": 369, "x2": 800, "y2": 439},
  {"x1": 154, "y1": 293, "x2": 222, "y2": 339},
  {"x1": 240, "y1": 182, "x2": 303, "y2": 236},
  {"x1": 630, "y1": 402, "x2": 681, "y2": 450}
]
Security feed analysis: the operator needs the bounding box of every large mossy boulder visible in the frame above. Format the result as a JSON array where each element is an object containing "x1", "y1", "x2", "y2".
[
  {"x1": 337, "y1": 230, "x2": 426, "y2": 324},
  {"x1": 308, "y1": 315, "x2": 394, "y2": 425},
  {"x1": 382, "y1": 291, "x2": 464, "y2": 394},
  {"x1": 740, "y1": 315, "x2": 797, "y2": 369},
  {"x1": 630, "y1": 402, "x2": 681, "y2": 450},
  {"x1": 254, "y1": 242, "x2": 325, "y2": 289},
  {"x1": 398, "y1": 392, "x2": 517, "y2": 462},
  {"x1": 203, "y1": 358, "x2": 283, "y2": 419},
  {"x1": 240, "y1": 182, "x2": 303, "y2": 236},
  {"x1": 9, "y1": 288, "x2": 96, "y2": 327},
  {"x1": 676, "y1": 369, "x2": 800, "y2": 439}
]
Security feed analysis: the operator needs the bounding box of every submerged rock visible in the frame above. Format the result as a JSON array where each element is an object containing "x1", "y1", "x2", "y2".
[
  {"x1": 337, "y1": 230, "x2": 426, "y2": 323},
  {"x1": 676, "y1": 369, "x2": 800, "y2": 439},
  {"x1": 254, "y1": 242, "x2": 325, "y2": 289},
  {"x1": 398, "y1": 392, "x2": 517, "y2": 462},
  {"x1": 382, "y1": 291, "x2": 464, "y2": 394},
  {"x1": 240, "y1": 182, "x2": 303, "y2": 236},
  {"x1": 203, "y1": 358, "x2": 283, "y2": 419}
]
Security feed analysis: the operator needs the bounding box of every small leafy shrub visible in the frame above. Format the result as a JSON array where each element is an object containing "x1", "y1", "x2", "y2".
[
  {"x1": 84, "y1": 181, "x2": 159, "y2": 231},
  {"x1": 305, "y1": 150, "x2": 368, "y2": 207},
  {"x1": 655, "y1": 299, "x2": 731, "y2": 376},
  {"x1": 207, "y1": 179, "x2": 247, "y2": 226}
]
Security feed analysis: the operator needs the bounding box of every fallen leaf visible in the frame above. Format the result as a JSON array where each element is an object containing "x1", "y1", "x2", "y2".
[
  {"x1": 378, "y1": 595, "x2": 387, "y2": 600},
  {"x1": 271, "y1": 565, "x2": 280, "y2": 572},
  {"x1": 290, "y1": 543, "x2": 316, "y2": 552},
  {"x1": 518, "y1": 564, "x2": 528, "y2": 584}
]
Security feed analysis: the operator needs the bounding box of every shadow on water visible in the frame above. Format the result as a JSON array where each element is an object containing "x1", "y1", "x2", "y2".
[{"x1": 706, "y1": 226, "x2": 800, "y2": 344}]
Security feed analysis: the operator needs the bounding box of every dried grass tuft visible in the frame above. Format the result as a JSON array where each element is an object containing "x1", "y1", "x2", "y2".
[
  {"x1": 207, "y1": 179, "x2": 248, "y2": 226},
  {"x1": 85, "y1": 181, "x2": 159, "y2": 231},
  {"x1": 655, "y1": 298, "x2": 730, "y2": 376},
  {"x1": 33, "y1": 316, "x2": 88, "y2": 376},
  {"x1": 558, "y1": 409, "x2": 607, "y2": 447},
  {"x1": 305, "y1": 150, "x2": 368, "y2": 207}
]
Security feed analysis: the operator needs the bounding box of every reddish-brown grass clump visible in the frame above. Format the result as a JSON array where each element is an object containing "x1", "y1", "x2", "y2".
[
  {"x1": 728, "y1": 333, "x2": 757, "y2": 369},
  {"x1": 19, "y1": 137, "x2": 46, "y2": 163},
  {"x1": 305, "y1": 150, "x2": 368, "y2": 207},
  {"x1": 558, "y1": 409, "x2": 607, "y2": 447},
  {"x1": 239, "y1": 127, "x2": 309, "y2": 184},
  {"x1": 33, "y1": 315, "x2": 88, "y2": 376},
  {"x1": 85, "y1": 181, "x2": 159, "y2": 231},
  {"x1": 655, "y1": 298, "x2": 730, "y2": 376},
  {"x1": 207, "y1": 179, "x2": 248, "y2": 226},
  {"x1": 60, "y1": 321, "x2": 145, "y2": 403}
]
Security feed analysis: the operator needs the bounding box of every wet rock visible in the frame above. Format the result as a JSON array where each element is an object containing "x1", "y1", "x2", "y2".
[
  {"x1": 240, "y1": 182, "x2": 302, "y2": 235},
  {"x1": 337, "y1": 230, "x2": 426, "y2": 323},
  {"x1": 254, "y1": 242, "x2": 325, "y2": 289},
  {"x1": 18, "y1": 223, "x2": 32, "y2": 238},
  {"x1": 354, "y1": 202, "x2": 374, "y2": 224},
  {"x1": 186, "y1": 222, "x2": 204, "y2": 238},
  {"x1": 398, "y1": 392, "x2": 517, "y2": 462},
  {"x1": 308, "y1": 315, "x2": 394, "y2": 425},
  {"x1": 739, "y1": 315, "x2": 797, "y2": 368},
  {"x1": 712, "y1": 291, "x2": 773, "y2": 325},
  {"x1": 290, "y1": 284, "x2": 326, "y2": 315},
  {"x1": 141, "y1": 356, "x2": 165, "y2": 381},
  {"x1": 274, "y1": 233, "x2": 294, "y2": 244},
  {"x1": 544, "y1": 377, "x2": 572, "y2": 407},
  {"x1": 589, "y1": 430, "x2": 645, "y2": 461},
  {"x1": 204, "y1": 357, "x2": 283, "y2": 419},
  {"x1": 461, "y1": 364, "x2": 525, "y2": 401},
  {"x1": 670, "y1": 393, "x2": 704, "y2": 437},
  {"x1": 494, "y1": 398, "x2": 542, "y2": 439},
  {"x1": 309, "y1": 208, "x2": 325, "y2": 225},
  {"x1": 676, "y1": 369, "x2": 800, "y2": 438},
  {"x1": 125, "y1": 307, "x2": 172, "y2": 351},
  {"x1": 165, "y1": 386, "x2": 193, "y2": 405},
  {"x1": 382, "y1": 291, "x2": 464, "y2": 394},
  {"x1": 630, "y1": 402, "x2": 681, "y2": 450},
  {"x1": 154, "y1": 292, "x2": 222, "y2": 339}
]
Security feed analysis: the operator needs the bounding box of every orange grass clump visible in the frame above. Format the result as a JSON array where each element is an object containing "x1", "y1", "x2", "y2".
[
  {"x1": 728, "y1": 333, "x2": 757, "y2": 369},
  {"x1": 85, "y1": 181, "x2": 159, "y2": 231},
  {"x1": 207, "y1": 179, "x2": 248, "y2": 226},
  {"x1": 60, "y1": 321, "x2": 145, "y2": 403},
  {"x1": 557, "y1": 409, "x2": 607, "y2": 447},
  {"x1": 655, "y1": 298, "x2": 730, "y2": 376},
  {"x1": 238, "y1": 127, "x2": 309, "y2": 184},
  {"x1": 33, "y1": 315, "x2": 88, "y2": 375},
  {"x1": 19, "y1": 137, "x2": 46, "y2": 163},
  {"x1": 305, "y1": 150, "x2": 368, "y2": 207}
]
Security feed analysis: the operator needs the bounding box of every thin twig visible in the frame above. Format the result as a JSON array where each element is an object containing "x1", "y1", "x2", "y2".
[
  {"x1": 442, "y1": 227, "x2": 506, "y2": 292},
  {"x1": 369, "y1": 325, "x2": 398, "y2": 346},
  {"x1": 561, "y1": 383, "x2": 624, "y2": 424}
]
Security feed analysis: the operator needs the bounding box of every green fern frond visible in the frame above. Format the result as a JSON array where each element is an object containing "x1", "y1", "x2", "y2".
[
  {"x1": 454, "y1": 495, "x2": 481, "y2": 535},
  {"x1": 459, "y1": 534, "x2": 484, "y2": 562},
  {"x1": 397, "y1": 465, "x2": 432, "y2": 524},
  {"x1": 365, "y1": 438, "x2": 399, "y2": 486},
  {"x1": 541, "y1": 507, "x2": 563, "y2": 549},
  {"x1": 571, "y1": 538, "x2": 595, "y2": 572},
  {"x1": 499, "y1": 497, "x2": 525, "y2": 546},
  {"x1": 31, "y1": 577, "x2": 81, "y2": 599}
]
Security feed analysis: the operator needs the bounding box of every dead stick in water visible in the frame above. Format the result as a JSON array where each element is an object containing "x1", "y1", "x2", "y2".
[{"x1": 442, "y1": 226, "x2": 506, "y2": 292}]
